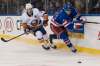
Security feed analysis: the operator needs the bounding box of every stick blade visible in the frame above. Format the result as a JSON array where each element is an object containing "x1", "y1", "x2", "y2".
[{"x1": 1, "y1": 38, "x2": 8, "y2": 42}]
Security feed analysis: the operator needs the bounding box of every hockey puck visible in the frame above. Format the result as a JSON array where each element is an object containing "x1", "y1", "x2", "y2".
[{"x1": 77, "y1": 61, "x2": 82, "y2": 63}]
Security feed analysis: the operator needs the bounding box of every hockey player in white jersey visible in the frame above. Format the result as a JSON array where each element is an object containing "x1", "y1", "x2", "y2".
[{"x1": 21, "y1": 3, "x2": 56, "y2": 50}]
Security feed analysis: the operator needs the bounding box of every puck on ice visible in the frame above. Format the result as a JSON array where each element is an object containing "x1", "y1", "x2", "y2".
[{"x1": 77, "y1": 61, "x2": 82, "y2": 63}]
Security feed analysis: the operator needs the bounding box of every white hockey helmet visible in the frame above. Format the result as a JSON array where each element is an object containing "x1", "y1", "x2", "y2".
[{"x1": 25, "y1": 3, "x2": 33, "y2": 10}]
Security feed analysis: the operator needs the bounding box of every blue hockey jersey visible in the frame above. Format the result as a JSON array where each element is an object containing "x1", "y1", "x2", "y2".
[{"x1": 53, "y1": 7, "x2": 78, "y2": 25}]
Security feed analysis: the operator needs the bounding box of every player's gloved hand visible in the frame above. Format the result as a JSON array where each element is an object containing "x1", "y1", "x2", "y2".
[
  {"x1": 21, "y1": 23, "x2": 30, "y2": 34},
  {"x1": 76, "y1": 15, "x2": 86, "y2": 24},
  {"x1": 43, "y1": 20, "x2": 48, "y2": 27},
  {"x1": 24, "y1": 28, "x2": 30, "y2": 34},
  {"x1": 43, "y1": 13, "x2": 48, "y2": 27}
]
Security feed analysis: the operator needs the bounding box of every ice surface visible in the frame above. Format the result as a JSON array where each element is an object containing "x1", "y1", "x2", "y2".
[{"x1": 0, "y1": 38, "x2": 100, "y2": 66}]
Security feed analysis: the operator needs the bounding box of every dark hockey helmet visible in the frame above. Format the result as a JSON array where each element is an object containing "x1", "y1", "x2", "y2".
[{"x1": 63, "y1": 2, "x2": 73, "y2": 11}]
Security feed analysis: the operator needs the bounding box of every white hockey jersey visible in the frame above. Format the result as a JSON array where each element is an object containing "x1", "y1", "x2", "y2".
[{"x1": 21, "y1": 8, "x2": 44, "y2": 26}]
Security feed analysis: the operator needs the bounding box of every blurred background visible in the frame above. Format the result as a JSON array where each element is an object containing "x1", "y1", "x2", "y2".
[{"x1": 0, "y1": 0, "x2": 99, "y2": 16}]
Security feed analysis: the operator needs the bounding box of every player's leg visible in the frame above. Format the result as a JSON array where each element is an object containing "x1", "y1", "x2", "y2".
[
  {"x1": 59, "y1": 31, "x2": 77, "y2": 53},
  {"x1": 34, "y1": 26, "x2": 51, "y2": 50},
  {"x1": 49, "y1": 34, "x2": 57, "y2": 49},
  {"x1": 41, "y1": 28, "x2": 56, "y2": 49},
  {"x1": 43, "y1": 34, "x2": 57, "y2": 49},
  {"x1": 35, "y1": 30, "x2": 50, "y2": 50},
  {"x1": 39, "y1": 26, "x2": 57, "y2": 49},
  {"x1": 50, "y1": 23, "x2": 66, "y2": 49}
]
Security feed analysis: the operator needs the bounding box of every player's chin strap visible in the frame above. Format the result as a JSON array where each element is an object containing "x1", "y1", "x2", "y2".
[{"x1": 1, "y1": 32, "x2": 27, "y2": 42}]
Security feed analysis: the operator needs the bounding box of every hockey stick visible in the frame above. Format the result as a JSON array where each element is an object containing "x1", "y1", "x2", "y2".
[
  {"x1": 84, "y1": 21, "x2": 100, "y2": 24},
  {"x1": 80, "y1": 16, "x2": 100, "y2": 24},
  {"x1": 1, "y1": 32, "x2": 26, "y2": 42}
]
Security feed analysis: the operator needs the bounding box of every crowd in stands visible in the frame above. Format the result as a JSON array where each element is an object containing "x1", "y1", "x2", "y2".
[{"x1": 0, "y1": 0, "x2": 99, "y2": 15}]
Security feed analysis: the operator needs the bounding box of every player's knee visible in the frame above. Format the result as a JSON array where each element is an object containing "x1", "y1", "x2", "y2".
[{"x1": 35, "y1": 31, "x2": 43, "y2": 40}]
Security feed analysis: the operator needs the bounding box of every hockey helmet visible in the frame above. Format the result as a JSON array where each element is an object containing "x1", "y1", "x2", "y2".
[
  {"x1": 25, "y1": 3, "x2": 33, "y2": 10},
  {"x1": 63, "y1": 2, "x2": 73, "y2": 11}
]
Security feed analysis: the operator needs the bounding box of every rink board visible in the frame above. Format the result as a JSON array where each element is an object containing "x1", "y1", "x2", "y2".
[{"x1": 0, "y1": 33, "x2": 100, "y2": 55}]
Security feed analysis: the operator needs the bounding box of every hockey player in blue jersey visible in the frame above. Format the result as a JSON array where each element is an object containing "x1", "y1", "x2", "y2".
[{"x1": 50, "y1": 2, "x2": 82, "y2": 53}]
